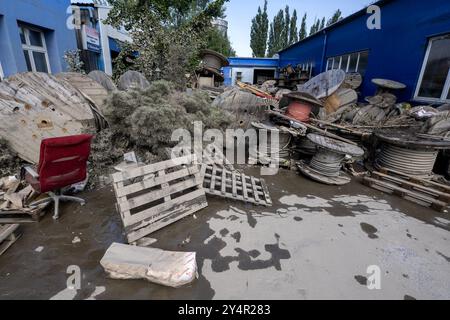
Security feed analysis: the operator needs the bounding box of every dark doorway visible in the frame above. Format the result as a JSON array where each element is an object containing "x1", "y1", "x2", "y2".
[{"x1": 253, "y1": 69, "x2": 275, "y2": 85}]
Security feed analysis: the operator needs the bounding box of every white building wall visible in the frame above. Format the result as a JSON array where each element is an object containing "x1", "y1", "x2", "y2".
[
  {"x1": 96, "y1": 4, "x2": 132, "y2": 75},
  {"x1": 231, "y1": 67, "x2": 277, "y2": 85},
  {"x1": 231, "y1": 68, "x2": 254, "y2": 84}
]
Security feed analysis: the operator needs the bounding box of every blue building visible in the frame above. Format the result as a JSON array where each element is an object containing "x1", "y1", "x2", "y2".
[
  {"x1": 223, "y1": 57, "x2": 279, "y2": 86},
  {"x1": 279, "y1": 0, "x2": 450, "y2": 104},
  {"x1": 0, "y1": 0, "x2": 77, "y2": 80}
]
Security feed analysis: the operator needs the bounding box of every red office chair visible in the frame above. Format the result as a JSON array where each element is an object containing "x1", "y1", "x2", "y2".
[{"x1": 23, "y1": 134, "x2": 93, "y2": 220}]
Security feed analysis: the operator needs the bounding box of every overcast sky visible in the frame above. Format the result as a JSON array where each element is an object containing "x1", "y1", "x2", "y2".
[{"x1": 225, "y1": 0, "x2": 374, "y2": 57}]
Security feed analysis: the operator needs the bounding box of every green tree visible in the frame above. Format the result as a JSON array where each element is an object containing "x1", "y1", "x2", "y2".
[
  {"x1": 281, "y1": 6, "x2": 290, "y2": 49},
  {"x1": 289, "y1": 9, "x2": 298, "y2": 45},
  {"x1": 299, "y1": 13, "x2": 307, "y2": 40},
  {"x1": 309, "y1": 18, "x2": 317, "y2": 36},
  {"x1": 327, "y1": 9, "x2": 342, "y2": 26},
  {"x1": 267, "y1": 22, "x2": 275, "y2": 57},
  {"x1": 107, "y1": 0, "x2": 228, "y2": 88},
  {"x1": 320, "y1": 17, "x2": 325, "y2": 30},
  {"x1": 250, "y1": 0, "x2": 269, "y2": 57},
  {"x1": 267, "y1": 9, "x2": 285, "y2": 57}
]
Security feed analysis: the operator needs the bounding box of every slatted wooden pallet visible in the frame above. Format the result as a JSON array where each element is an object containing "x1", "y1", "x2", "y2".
[
  {"x1": 0, "y1": 209, "x2": 45, "y2": 224},
  {"x1": 0, "y1": 224, "x2": 21, "y2": 256},
  {"x1": 377, "y1": 166, "x2": 450, "y2": 194},
  {"x1": 201, "y1": 164, "x2": 272, "y2": 207},
  {"x1": 112, "y1": 155, "x2": 208, "y2": 244},
  {"x1": 363, "y1": 175, "x2": 449, "y2": 212}
]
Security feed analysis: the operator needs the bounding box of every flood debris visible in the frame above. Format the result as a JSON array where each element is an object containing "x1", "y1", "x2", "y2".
[
  {"x1": 212, "y1": 87, "x2": 273, "y2": 130},
  {"x1": 297, "y1": 134, "x2": 364, "y2": 186},
  {"x1": 111, "y1": 154, "x2": 208, "y2": 244},
  {"x1": 0, "y1": 72, "x2": 99, "y2": 164},
  {"x1": 0, "y1": 139, "x2": 22, "y2": 177},
  {"x1": 194, "y1": 49, "x2": 229, "y2": 89},
  {"x1": 102, "y1": 80, "x2": 231, "y2": 162},
  {"x1": 117, "y1": 70, "x2": 151, "y2": 91},
  {"x1": 87, "y1": 70, "x2": 117, "y2": 92},
  {"x1": 100, "y1": 242, "x2": 198, "y2": 288},
  {"x1": 201, "y1": 164, "x2": 272, "y2": 206},
  {"x1": 0, "y1": 223, "x2": 21, "y2": 256},
  {"x1": 0, "y1": 175, "x2": 50, "y2": 223},
  {"x1": 225, "y1": 67, "x2": 450, "y2": 210}
]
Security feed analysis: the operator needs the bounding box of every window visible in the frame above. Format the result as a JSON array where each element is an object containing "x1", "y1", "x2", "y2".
[
  {"x1": 415, "y1": 34, "x2": 450, "y2": 102},
  {"x1": 236, "y1": 72, "x2": 242, "y2": 82},
  {"x1": 297, "y1": 62, "x2": 314, "y2": 78},
  {"x1": 326, "y1": 50, "x2": 369, "y2": 76},
  {"x1": 19, "y1": 26, "x2": 51, "y2": 73}
]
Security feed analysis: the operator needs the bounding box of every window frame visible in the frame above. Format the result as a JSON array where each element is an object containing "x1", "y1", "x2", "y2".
[
  {"x1": 236, "y1": 71, "x2": 243, "y2": 82},
  {"x1": 20, "y1": 25, "x2": 51, "y2": 73},
  {"x1": 414, "y1": 34, "x2": 450, "y2": 103},
  {"x1": 326, "y1": 50, "x2": 368, "y2": 74}
]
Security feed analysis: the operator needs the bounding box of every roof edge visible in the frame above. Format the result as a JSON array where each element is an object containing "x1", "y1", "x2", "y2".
[{"x1": 278, "y1": 0, "x2": 393, "y2": 54}]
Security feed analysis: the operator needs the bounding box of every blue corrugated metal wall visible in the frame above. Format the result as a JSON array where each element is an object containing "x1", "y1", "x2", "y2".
[
  {"x1": 0, "y1": 0, "x2": 77, "y2": 77},
  {"x1": 279, "y1": 0, "x2": 450, "y2": 102}
]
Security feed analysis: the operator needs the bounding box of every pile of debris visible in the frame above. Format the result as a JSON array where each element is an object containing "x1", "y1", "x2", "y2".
[
  {"x1": 209, "y1": 68, "x2": 450, "y2": 213},
  {"x1": 100, "y1": 79, "x2": 233, "y2": 165},
  {"x1": 98, "y1": 150, "x2": 273, "y2": 287},
  {"x1": 0, "y1": 69, "x2": 237, "y2": 256}
]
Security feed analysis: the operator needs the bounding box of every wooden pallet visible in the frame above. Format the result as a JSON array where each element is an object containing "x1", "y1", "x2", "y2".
[
  {"x1": 201, "y1": 164, "x2": 272, "y2": 207},
  {"x1": 111, "y1": 155, "x2": 208, "y2": 243},
  {"x1": 0, "y1": 201, "x2": 48, "y2": 224},
  {"x1": 363, "y1": 175, "x2": 449, "y2": 212},
  {"x1": 377, "y1": 166, "x2": 450, "y2": 194},
  {"x1": 0, "y1": 224, "x2": 21, "y2": 256}
]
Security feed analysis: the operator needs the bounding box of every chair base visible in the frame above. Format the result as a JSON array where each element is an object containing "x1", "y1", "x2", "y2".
[{"x1": 30, "y1": 191, "x2": 85, "y2": 220}]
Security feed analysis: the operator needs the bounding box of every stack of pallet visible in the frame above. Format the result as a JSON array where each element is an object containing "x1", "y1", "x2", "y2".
[
  {"x1": 111, "y1": 154, "x2": 273, "y2": 244},
  {"x1": 363, "y1": 167, "x2": 450, "y2": 212}
]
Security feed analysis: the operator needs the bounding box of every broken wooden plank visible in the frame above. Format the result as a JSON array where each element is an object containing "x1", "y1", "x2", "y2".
[{"x1": 0, "y1": 224, "x2": 21, "y2": 256}]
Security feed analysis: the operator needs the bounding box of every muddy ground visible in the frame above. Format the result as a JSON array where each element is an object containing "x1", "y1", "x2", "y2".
[{"x1": 0, "y1": 167, "x2": 449, "y2": 300}]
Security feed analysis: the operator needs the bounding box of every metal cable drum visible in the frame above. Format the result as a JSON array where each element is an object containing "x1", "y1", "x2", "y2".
[
  {"x1": 297, "y1": 134, "x2": 365, "y2": 185},
  {"x1": 251, "y1": 122, "x2": 292, "y2": 163},
  {"x1": 309, "y1": 149, "x2": 346, "y2": 177},
  {"x1": 376, "y1": 144, "x2": 438, "y2": 178},
  {"x1": 374, "y1": 130, "x2": 450, "y2": 179},
  {"x1": 295, "y1": 137, "x2": 317, "y2": 155}
]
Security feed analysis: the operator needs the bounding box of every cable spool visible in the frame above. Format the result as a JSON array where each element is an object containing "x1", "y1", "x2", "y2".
[
  {"x1": 251, "y1": 122, "x2": 292, "y2": 166},
  {"x1": 298, "y1": 134, "x2": 365, "y2": 185},
  {"x1": 285, "y1": 92, "x2": 324, "y2": 123},
  {"x1": 374, "y1": 130, "x2": 450, "y2": 180},
  {"x1": 309, "y1": 150, "x2": 346, "y2": 177},
  {"x1": 296, "y1": 136, "x2": 317, "y2": 155},
  {"x1": 376, "y1": 144, "x2": 438, "y2": 178}
]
